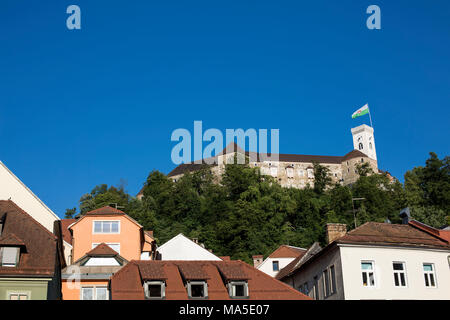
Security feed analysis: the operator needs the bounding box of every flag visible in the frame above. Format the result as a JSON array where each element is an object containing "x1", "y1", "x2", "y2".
[{"x1": 352, "y1": 104, "x2": 369, "y2": 119}]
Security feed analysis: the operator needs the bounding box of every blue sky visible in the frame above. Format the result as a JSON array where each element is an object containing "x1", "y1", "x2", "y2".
[{"x1": 0, "y1": 1, "x2": 449, "y2": 217}]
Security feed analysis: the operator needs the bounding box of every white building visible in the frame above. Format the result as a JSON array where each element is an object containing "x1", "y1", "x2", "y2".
[
  {"x1": 0, "y1": 160, "x2": 72, "y2": 265},
  {"x1": 277, "y1": 221, "x2": 450, "y2": 300},
  {"x1": 253, "y1": 245, "x2": 306, "y2": 278},
  {"x1": 156, "y1": 233, "x2": 222, "y2": 261}
]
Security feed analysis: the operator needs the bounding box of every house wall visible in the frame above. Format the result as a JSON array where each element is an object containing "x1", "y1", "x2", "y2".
[
  {"x1": 157, "y1": 234, "x2": 221, "y2": 260},
  {"x1": 62, "y1": 279, "x2": 109, "y2": 300},
  {"x1": 257, "y1": 257, "x2": 295, "y2": 278},
  {"x1": 281, "y1": 246, "x2": 345, "y2": 300},
  {"x1": 0, "y1": 278, "x2": 51, "y2": 300},
  {"x1": 340, "y1": 245, "x2": 450, "y2": 300},
  {"x1": 71, "y1": 215, "x2": 142, "y2": 262},
  {"x1": 0, "y1": 161, "x2": 60, "y2": 233}
]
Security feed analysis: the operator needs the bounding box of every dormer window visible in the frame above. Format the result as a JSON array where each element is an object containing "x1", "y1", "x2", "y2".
[
  {"x1": 144, "y1": 281, "x2": 166, "y2": 299},
  {"x1": 228, "y1": 281, "x2": 249, "y2": 299},
  {"x1": 0, "y1": 247, "x2": 20, "y2": 267},
  {"x1": 187, "y1": 281, "x2": 208, "y2": 299}
]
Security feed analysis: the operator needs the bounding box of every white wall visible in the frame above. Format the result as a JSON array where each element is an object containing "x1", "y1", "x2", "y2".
[
  {"x1": 257, "y1": 257, "x2": 295, "y2": 278},
  {"x1": 157, "y1": 234, "x2": 221, "y2": 261},
  {"x1": 0, "y1": 161, "x2": 60, "y2": 232},
  {"x1": 84, "y1": 257, "x2": 120, "y2": 266},
  {"x1": 340, "y1": 245, "x2": 450, "y2": 300}
]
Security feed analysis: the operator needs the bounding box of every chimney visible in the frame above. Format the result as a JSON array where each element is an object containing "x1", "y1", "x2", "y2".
[
  {"x1": 326, "y1": 223, "x2": 347, "y2": 244},
  {"x1": 220, "y1": 256, "x2": 230, "y2": 261},
  {"x1": 252, "y1": 255, "x2": 264, "y2": 268},
  {"x1": 399, "y1": 207, "x2": 411, "y2": 224}
]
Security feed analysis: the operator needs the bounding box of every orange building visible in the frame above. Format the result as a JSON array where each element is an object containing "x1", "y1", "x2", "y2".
[{"x1": 61, "y1": 206, "x2": 155, "y2": 300}]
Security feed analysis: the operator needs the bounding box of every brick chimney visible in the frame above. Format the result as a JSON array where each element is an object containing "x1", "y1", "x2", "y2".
[
  {"x1": 252, "y1": 255, "x2": 264, "y2": 268},
  {"x1": 326, "y1": 223, "x2": 347, "y2": 244}
]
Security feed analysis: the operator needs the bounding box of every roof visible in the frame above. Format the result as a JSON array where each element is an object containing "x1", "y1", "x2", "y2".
[
  {"x1": 156, "y1": 233, "x2": 222, "y2": 261},
  {"x1": 268, "y1": 245, "x2": 307, "y2": 258},
  {"x1": 341, "y1": 149, "x2": 369, "y2": 161},
  {"x1": 276, "y1": 243, "x2": 322, "y2": 280},
  {"x1": 0, "y1": 233, "x2": 26, "y2": 246},
  {"x1": 0, "y1": 200, "x2": 58, "y2": 277},
  {"x1": 86, "y1": 243, "x2": 120, "y2": 256},
  {"x1": 61, "y1": 219, "x2": 75, "y2": 245},
  {"x1": 336, "y1": 222, "x2": 450, "y2": 249},
  {"x1": 85, "y1": 206, "x2": 126, "y2": 216},
  {"x1": 409, "y1": 220, "x2": 450, "y2": 243},
  {"x1": 110, "y1": 260, "x2": 311, "y2": 300}
]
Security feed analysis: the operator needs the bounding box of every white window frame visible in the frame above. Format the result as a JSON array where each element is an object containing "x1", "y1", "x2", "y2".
[
  {"x1": 80, "y1": 286, "x2": 109, "y2": 300},
  {"x1": 286, "y1": 167, "x2": 294, "y2": 178},
  {"x1": 92, "y1": 220, "x2": 120, "y2": 234},
  {"x1": 322, "y1": 269, "x2": 330, "y2": 298},
  {"x1": 227, "y1": 281, "x2": 249, "y2": 299},
  {"x1": 0, "y1": 247, "x2": 20, "y2": 267},
  {"x1": 144, "y1": 281, "x2": 166, "y2": 300},
  {"x1": 392, "y1": 261, "x2": 408, "y2": 288},
  {"x1": 187, "y1": 281, "x2": 208, "y2": 299},
  {"x1": 423, "y1": 263, "x2": 437, "y2": 288},
  {"x1": 361, "y1": 261, "x2": 376, "y2": 288},
  {"x1": 307, "y1": 168, "x2": 314, "y2": 178},
  {"x1": 92, "y1": 242, "x2": 120, "y2": 254},
  {"x1": 270, "y1": 166, "x2": 278, "y2": 177},
  {"x1": 7, "y1": 291, "x2": 30, "y2": 300}
]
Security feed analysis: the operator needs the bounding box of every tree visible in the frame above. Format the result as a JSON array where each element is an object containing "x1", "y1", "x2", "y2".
[
  {"x1": 64, "y1": 207, "x2": 77, "y2": 218},
  {"x1": 312, "y1": 162, "x2": 332, "y2": 194}
]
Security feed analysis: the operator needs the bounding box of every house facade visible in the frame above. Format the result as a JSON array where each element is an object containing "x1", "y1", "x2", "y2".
[
  {"x1": 253, "y1": 245, "x2": 306, "y2": 278},
  {"x1": 0, "y1": 200, "x2": 65, "y2": 300},
  {"x1": 277, "y1": 221, "x2": 450, "y2": 300},
  {"x1": 156, "y1": 233, "x2": 222, "y2": 261},
  {"x1": 110, "y1": 260, "x2": 311, "y2": 300}
]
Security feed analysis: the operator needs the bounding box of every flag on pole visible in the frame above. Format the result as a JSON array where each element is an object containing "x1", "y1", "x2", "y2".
[{"x1": 352, "y1": 104, "x2": 369, "y2": 119}]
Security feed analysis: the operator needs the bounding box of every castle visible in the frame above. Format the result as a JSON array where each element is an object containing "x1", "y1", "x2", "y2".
[{"x1": 138, "y1": 124, "x2": 387, "y2": 199}]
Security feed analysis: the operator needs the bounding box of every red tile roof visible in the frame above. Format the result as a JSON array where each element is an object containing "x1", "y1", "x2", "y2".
[
  {"x1": 0, "y1": 200, "x2": 59, "y2": 276},
  {"x1": 60, "y1": 219, "x2": 75, "y2": 245},
  {"x1": 85, "y1": 206, "x2": 126, "y2": 216},
  {"x1": 268, "y1": 245, "x2": 306, "y2": 258},
  {"x1": 409, "y1": 220, "x2": 450, "y2": 243},
  {"x1": 0, "y1": 233, "x2": 26, "y2": 246},
  {"x1": 110, "y1": 260, "x2": 311, "y2": 300},
  {"x1": 86, "y1": 243, "x2": 120, "y2": 256}
]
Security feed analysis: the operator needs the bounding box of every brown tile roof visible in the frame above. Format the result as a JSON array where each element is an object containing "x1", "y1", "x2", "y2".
[
  {"x1": 341, "y1": 149, "x2": 368, "y2": 161},
  {"x1": 85, "y1": 206, "x2": 126, "y2": 216},
  {"x1": 86, "y1": 243, "x2": 120, "y2": 256},
  {"x1": 110, "y1": 260, "x2": 311, "y2": 300},
  {"x1": 276, "y1": 242, "x2": 322, "y2": 281},
  {"x1": 409, "y1": 220, "x2": 450, "y2": 243},
  {"x1": 61, "y1": 218, "x2": 75, "y2": 245},
  {"x1": 0, "y1": 233, "x2": 26, "y2": 246},
  {"x1": 0, "y1": 200, "x2": 58, "y2": 276},
  {"x1": 268, "y1": 245, "x2": 306, "y2": 258},
  {"x1": 336, "y1": 222, "x2": 450, "y2": 249}
]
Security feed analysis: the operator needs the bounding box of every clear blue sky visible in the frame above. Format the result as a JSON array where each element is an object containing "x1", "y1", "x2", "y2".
[{"x1": 1, "y1": 1, "x2": 449, "y2": 217}]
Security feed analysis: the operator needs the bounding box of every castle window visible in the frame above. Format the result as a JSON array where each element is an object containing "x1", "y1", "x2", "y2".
[
  {"x1": 361, "y1": 158, "x2": 364, "y2": 163},
  {"x1": 270, "y1": 166, "x2": 278, "y2": 177},
  {"x1": 358, "y1": 143, "x2": 363, "y2": 150},
  {"x1": 369, "y1": 142, "x2": 373, "y2": 150},
  {"x1": 286, "y1": 167, "x2": 294, "y2": 178},
  {"x1": 307, "y1": 168, "x2": 314, "y2": 178},
  {"x1": 298, "y1": 169, "x2": 304, "y2": 177}
]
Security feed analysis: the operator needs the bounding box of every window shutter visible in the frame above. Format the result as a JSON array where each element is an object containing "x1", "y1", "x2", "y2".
[{"x1": 2, "y1": 247, "x2": 19, "y2": 266}]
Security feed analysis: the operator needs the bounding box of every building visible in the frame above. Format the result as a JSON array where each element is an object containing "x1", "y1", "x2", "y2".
[
  {"x1": 63, "y1": 206, "x2": 155, "y2": 264},
  {"x1": 252, "y1": 245, "x2": 307, "y2": 277},
  {"x1": 137, "y1": 124, "x2": 388, "y2": 199},
  {"x1": 0, "y1": 200, "x2": 65, "y2": 300},
  {"x1": 276, "y1": 220, "x2": 450, "y2": 300},
  {"x1": 0, "y1": 161, "x2": 73, "y2": 264},
  {"x1": 156, "y1": 233, "x2": 222, "y2": 261},
  {"x1": 109, "y1": 260, "x2": 311, "y2": 300},
  {"x1": 61, "y1": 243, "x2": 128, "y2": 300}
]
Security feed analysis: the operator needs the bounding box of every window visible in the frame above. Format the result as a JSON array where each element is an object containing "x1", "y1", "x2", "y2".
[
  {"x1": 144, "y1": 281, "x2": 165, "y2": 299},
  {"x1": 187, "y1": 281, "x2": 208, "y2": 299},
  {"x1": 286, "y1": 167, "x2": 294, "y2": 178},
  {"x1": 228, "y1": 281, "x2": 248, "y2": 298},
  {"x1": 93, "y1": 221, "x2": 120, "y2": 234},
  {"x1": 393, "y1": 262, "x2": 407, "y2": 287},
  {"x1": 298, "y1": 169, "x2": 304, "y2": 177},
  {"x1": 313, "y1": 276, "x2": 319, "y2": 300},
  {"x1": 361, "y1": 261, "x2": 375, "y2": 287},
  {"x1": 369, "y1": 142, "x2": 373, "y2": 150},
  {"x1": 81, "y1": 286, "x2": 108, "y2": 300},
  {"x1": 322, "y1": 269, "x2": 330, "y2": 297},
  {"x1": 1, "y1": 247, "x2": 20, "y2": 267},
  {"x1": 423, "y1": 263, "x2": 436, "y2": 288},
  {"x1": 272, "y1": 261, "x2": 279, "y2": 272},
  {"x1": 9, "y1": 293, "x2": 28, "y2": 300},
  {"x1": 270, "y1": 166, "x2": 278, "y2": 177},
  {"x1": 299, "y1": 282, "x2": 309, "y2": 295},
  {"x1": 92, "y1": 243, "x2": 120, "y2": 254},
  {"x1": 358, "y1": 143, "x2": 363, "y2": 150},
  {"x1": 307, "y1": 168, "x2": 314, "y2": 178},
  {"x1": 330, "y1": 265, "x2": 336, "y2": 294}
]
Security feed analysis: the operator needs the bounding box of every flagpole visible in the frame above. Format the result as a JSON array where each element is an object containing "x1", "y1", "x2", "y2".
[{"x1": 368, "y1": 104, "x2": 373, "y2": 128}]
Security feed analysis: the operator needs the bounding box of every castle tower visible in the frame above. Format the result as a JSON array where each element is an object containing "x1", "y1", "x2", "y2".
[{"x1": 351, "y1": 124, "x2": 377, "y2": 160}]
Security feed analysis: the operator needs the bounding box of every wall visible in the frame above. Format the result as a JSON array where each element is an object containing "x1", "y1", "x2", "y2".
[
  {"x1": 157, "y1": 234, "x2": 221, "y2": 260},
  {"x1": 281, "y1": 246, "x2": 345, "y2": 300},
  {"x1": 62, "y1": 279, "x2": 109, "y2": 300},
  {"x1": 257, "y1": 257, "x2": 295, "y2": 278},
  {"x1": 0, "y1": 278, "x2": 50, "y2": 300},
  {"x1": 71, "y1": 215, "x2": 142, "y2": 262},
  {"x1": 0, "y1": 161, "x2": 59, "y2": 233},
  {"x1": 340, "y1": 245, "x2": 450, "y2": 300}
]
